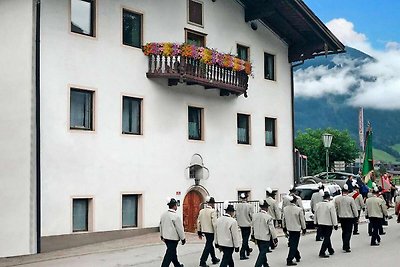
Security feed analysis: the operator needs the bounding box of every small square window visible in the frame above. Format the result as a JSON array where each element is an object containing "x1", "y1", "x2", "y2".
[
  {"x1": 265, "y1": 117, "x2": 276, "y2": 146},
  {"x1": 188, "y1": 106, "x2": 203, "y2": 140},
  {"x1": 264, "y1": 53, "x2": 275, "y2": 80},
  {"x1": 71, "y1": 0, "x2": 96, "y2": 37},
  {"x1": 188, "y1": 0, "x2": 203, "y2": 27},
  {"x1": 237, "y1": 44, "x2": 249, "y2": 61},
  {"x1": 186, "y1": 29, "x2": 206, "y2": 47},
  {"x1": 73, "y1": 198, "x2": 91, "y2": 232},
  {"x1": 237, "y1": 114, "x2": 250, "y2": 144},
  {"x1": 122, "y1": 96, "x2": 142, "y2": 135},
  {"x1": 70, "y1": 88, "x2": 94, "y2": 130},
  {"x1": 122, "y1": 194, "x2": 139, "y2": 228},
  {"x1": 238, "y1": 190, "x2": 251, "y2": 201},
  {"x1": 122, "y1": 9, "x2": 142, "y2": 48}
]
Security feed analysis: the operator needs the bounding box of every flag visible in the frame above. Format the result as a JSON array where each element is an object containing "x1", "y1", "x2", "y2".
[{"x1": 362, "y1": 125, "x2": 374, "y2": 188}]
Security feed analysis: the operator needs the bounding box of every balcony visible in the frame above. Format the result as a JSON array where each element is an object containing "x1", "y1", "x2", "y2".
[{"x1": 143, "y1": 43, "x2": 251, "y2": 97}]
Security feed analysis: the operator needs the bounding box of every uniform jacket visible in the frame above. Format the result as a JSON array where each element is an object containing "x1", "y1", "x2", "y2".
[
  {"x1": 282, "y1": 203, "x2": 306, "y2": 232},
  {"x1": 310, "y1": 191, "x2": 323, "y2": 212},
  {"x1": 334, "y1": 194, "x2": 358, "y2": 218},
  {"x1": 235, "y1": 202, "x2": 253, "y2": 227},
  {"x1": 314, "y1": 200, "x2": 338, "y2": 226},
  {"x1": 252, "y1": 210, "x2": 277, "y2": 241},
  {"x1": 349, "y1": 191, "x2": 365, "y2": 211},
  {"x1": 160, "y1": 209, "x2": 185, "y2": 241},
  {"x1": 197, "y1": 205, "x2": 217, "y2": 233},
  {"x1": 365, "y1": 195, "x2": 388, "y2": 218},
  {"x1": 282, "y1": 195, "x2": 304, "y2": 218},
  {"x1": 215, "y1": 214, "x2": 240, "y2": 248},
  {"x1": 265, "y1": 196, "x2": 281, "y2": 220}
]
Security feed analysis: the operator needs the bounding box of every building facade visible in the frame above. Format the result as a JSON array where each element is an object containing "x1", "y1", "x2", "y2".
[{"x1": 0, "y1": 0, "x2": 343, "y2": 257}]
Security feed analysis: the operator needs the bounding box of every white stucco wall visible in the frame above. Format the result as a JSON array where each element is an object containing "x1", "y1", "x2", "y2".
[
  {"x1": 40, "y1": 0, "x2": 294, "y2": 236},
  {"x1": 0, "y1": 0, "x2": 36, "y2": 257}
]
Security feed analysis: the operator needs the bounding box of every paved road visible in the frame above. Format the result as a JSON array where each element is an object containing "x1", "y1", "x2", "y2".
[{"x1": 6, "y1": 219, "x2": 400, "y2": 267}]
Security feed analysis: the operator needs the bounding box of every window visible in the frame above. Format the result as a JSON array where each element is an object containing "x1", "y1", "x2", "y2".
[
  {"x1": 264, "y1": 53, "x2": 275, "y2": 80},
  {"x1": 265, "y1": 117, "x2": 276, "y2": 146},
  {"x1": 188, "y1": 0, "x2": 203, "y2": 27},
  {"x1": 122, "y1": 9, "x2": 142, "y2": 48},
  {"x1": 71, "y1": 0, "x2": 96, "y2": 37},
  {"x1": 237, "y1": 44, "x2": 249, "y2": 61},
  {"x1": 237, "y1": 190, "x2": 251, "y2": 201},
  {"x1": 122, "y1": 194, "x2": 139, "y2": 228},
  {"x1": 188, "y1": 106, "x2": 203, "y2": 140},
  {"x1": 237, "y1": 114, "x2": 250, "y2": 144},
  {"x1": 185, "y1": 29, "x2": 206, "y2": 47},
  {"x1": 73, "y1": 198, "x2": 91, "y2": 232},
  {"x1": 122, "y1": 96, "x2": 142, "y2": 135},
  {"x1": 70, "y1": 88, "x2": 94, "y2": 130}
]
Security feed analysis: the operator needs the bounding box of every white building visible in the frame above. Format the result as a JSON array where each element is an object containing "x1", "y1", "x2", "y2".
[{"x1": 0, "y1": 0, "x2": 344, "y2": 257}]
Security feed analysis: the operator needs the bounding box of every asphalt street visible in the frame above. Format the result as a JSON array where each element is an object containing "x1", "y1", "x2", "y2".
[{"x1": 6, "y1": 219, "x2": 400, "y2": 267}]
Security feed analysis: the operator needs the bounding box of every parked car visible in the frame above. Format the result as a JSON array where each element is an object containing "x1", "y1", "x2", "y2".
[
  {"x1": 280, "y1": 183, "x2": 341, "y2": 228},
  {"x1": 301, "y1": 172, "x2": 364, "y2": 189}
]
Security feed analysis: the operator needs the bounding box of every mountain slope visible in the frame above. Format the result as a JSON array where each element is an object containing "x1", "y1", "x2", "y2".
[{"x1": 294, "y1": 47, "x2": 400, "y2": 162}]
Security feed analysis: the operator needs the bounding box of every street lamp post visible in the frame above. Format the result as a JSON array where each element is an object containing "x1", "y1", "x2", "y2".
[{"x1": 322, "y1": 133, "x2": 333, "y2": 182}]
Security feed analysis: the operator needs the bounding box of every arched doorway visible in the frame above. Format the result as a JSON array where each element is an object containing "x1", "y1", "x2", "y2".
[{"x1": 183, "y1": 190, "x2": 203, "y2": 232}]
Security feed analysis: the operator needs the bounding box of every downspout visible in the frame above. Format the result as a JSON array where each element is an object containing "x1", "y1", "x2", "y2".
[
  {"x1": 290, "y1": 61, "x2": 303, "y2": 185},
  {"x1": 35, "y1": 0, "x2": 41, "y2": 254}
]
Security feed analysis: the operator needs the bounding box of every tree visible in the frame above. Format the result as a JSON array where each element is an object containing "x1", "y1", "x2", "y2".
[{"x1": 295, "y1": 128, "x2": 359, "y2": 175}]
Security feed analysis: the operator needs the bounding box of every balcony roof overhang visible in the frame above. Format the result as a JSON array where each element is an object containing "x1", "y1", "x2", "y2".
[{"x1": 241, "y1": 0, "x2": 345, "y2": 62}]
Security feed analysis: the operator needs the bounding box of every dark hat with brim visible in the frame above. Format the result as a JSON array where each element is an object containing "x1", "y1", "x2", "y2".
[
  {"x1": 207, "y1": 197, "x2": 216, "y2": 203},
  {"x1": 323, "y1": 191, "x2": 331, "y2": 199},
  {"x1": 259, "y1": 200, "x2": 269, "y2": 208},
  {"x1": 225, "y1": 204, "x2": 235, "y2": 212},
  {"x1": 167, "y1": 198, "x2": 177, "y2": 206}
]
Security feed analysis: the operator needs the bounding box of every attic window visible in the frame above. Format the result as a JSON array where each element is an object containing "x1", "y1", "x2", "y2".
[{"x1": 188, "y1": 0, "x2": 203, "y2": 27}]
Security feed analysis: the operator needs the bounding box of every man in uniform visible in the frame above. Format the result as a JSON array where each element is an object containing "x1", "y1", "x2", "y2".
[
  {"x1": 235, "y1": 192, "x2": 253, "y2": 260},
  {"x1": 365, "y1": 187, "x2": 388, "y2": 246},
  {"x1": 252, "y1": 199, "x2": 278, "y2": 267},
  {"x1": 160, "y1": 198, "x2": 186, "y2": 267},
  {"x1": 334, "y1": 184, "x2": 358, "y2": 252},
  {"x1": 197, "y1": 196, "x2": 220, "y2": 267},
  {"x1": 215, "y1": 202, "x2": 240, "y2": 267},
  {"x1": 349, "y1": 182, "x2": 365, "y2": 235},
  {"x1": 265, "y1": 187, "x2": 280, "y2": 251},
  {"x1": 314, "y1": 191, "x2": 338, "y2": 258},
  {"x1": 310, "y1": 183, "x2": 324, "y2": 241},
  {"x1": 282, "y1": 195, "x2": 306, "y2": 266}
]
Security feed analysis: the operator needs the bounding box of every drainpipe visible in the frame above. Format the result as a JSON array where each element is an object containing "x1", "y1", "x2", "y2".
[
  {"x1": 290, "y1": 61, "x2": 303, "y2": 185},
  {"x1": 35, "y1": 0, "x2": 41, "y2": 254}
]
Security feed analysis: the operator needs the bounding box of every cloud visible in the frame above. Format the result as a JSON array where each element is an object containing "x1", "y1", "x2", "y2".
[{"x1": 294, "y1": 18, "x2": 400, "y2": 110}]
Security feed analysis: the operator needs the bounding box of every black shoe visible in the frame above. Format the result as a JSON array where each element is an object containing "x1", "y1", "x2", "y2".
[
  {"x1": 199, "y1": 264, "x2": 209, "y2": 267},
  {"x1": 329, "y1": 250, "x2": 335, "y2": 255},
  {"x1": 211, "y1": 258, "x2": 220, "y2": 265},
  {"x1": 240, "y1": 256, "x2": 249, "y2": 260},
  {"x1": 295, "y1": 257, "x2": 301, "y2": 262},
  {"x1": 344, "y1": 249, "x2": 351, "y2": 253},
  {"x1": 316, "y1": 238, "x2": 323, "y2": 241},
  {"x1": 319, "y1": 254, "x2": 330, "y2": 258},
  {"x1": 353, "y1": 232, "x2": 360, "y2": 235},
  {"x1": 246, "y1": 248, "x2": 253, "y2": 256},
  {"x1": 266, "y1": 250, "x2": 272, "y2": 253},
  {"x1": 371, "y1": 243, "x2": 380, "y2": 246},
  {"x1": 381, "y1": 232, "x2": 386, "y2": 235},
  {"x1": 287, "y1": 261, "x2": 297, "y2": 266}
]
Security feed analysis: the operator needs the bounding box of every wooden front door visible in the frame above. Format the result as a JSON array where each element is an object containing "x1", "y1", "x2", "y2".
[{"x1": 183, "y1": 190, "x2": 203, "y2": 232}]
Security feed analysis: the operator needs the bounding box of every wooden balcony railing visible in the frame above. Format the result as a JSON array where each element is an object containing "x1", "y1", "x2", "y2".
[{"x1": 146, "y1": 54, "x2": 249, "y2": 97}]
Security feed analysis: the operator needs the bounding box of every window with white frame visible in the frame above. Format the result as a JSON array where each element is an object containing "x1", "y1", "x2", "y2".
[
  {"x1": 264, "y1": 52, "x2": 275, "y2": 80},
  {"x1": 122, "y1": 9, "x2": 142, "y2": 48},
  {"x1": 237, "y1": 113, "x2": 250, "y2": 144},
  {"x1": 265, "y1": 117, "x2": 276, "y2": 146},
  {"x1": 122, "y1": 96, "x2": 142, "y2": 135},
  {"x1": 70, "y1": 88, "x2": 94, "y2": 130},
  {"x1": 188, "y1": 0, "x2": 203, "y2": 27},
  {"x1": 122, "y1": 194, "x2": 139, "y2": 228},
  {"x1": 71, "y1": 0, "x2": 96, "y2": 37},
  {"x1": 188, "y1": 106, "x2": 203, "y2": 140},
  {"x1": 72, "y1": 198, "x2": 91, "y2": 232}
]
